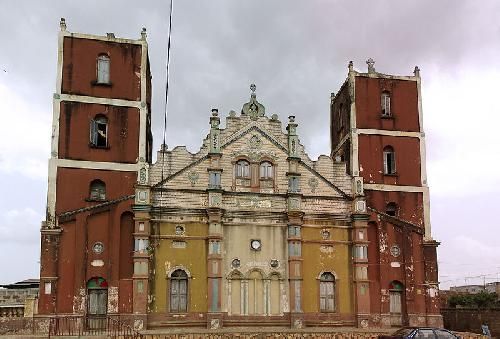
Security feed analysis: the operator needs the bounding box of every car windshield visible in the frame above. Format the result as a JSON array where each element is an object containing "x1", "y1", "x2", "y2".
[{"x1": 392, "y1": 328, "x2": 415, "y2": 335}]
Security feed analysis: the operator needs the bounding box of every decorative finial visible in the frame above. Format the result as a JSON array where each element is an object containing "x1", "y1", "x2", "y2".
[
  {"x1": 141, "y1": 27, "x2": 147, "y2": 40},
  {"x1": 211, "y1": 108, "x2": 219, "y2": 117},
  {"x1": 250, "y1": 83, "x2": 256, "y2": 93},
  {"x1": 60, "y1": 18, "x2": 67, "y2": 31},
  {"x1": 366, "y1": 58, "x2": 375, "y2": 73},
  {"x1": 106, "y1": 33, "x2": 115, "y2": 39},
  {"x1": 348, "y1": 61, "x2": 353, "y2": 72},
  {"x1": 288, "y1": 115, "x2": 296, "y2": 123},
  {"x1": 414, "y1": 66, "x2": 420, "y2": 77},
  {"x1": 160, "y1": 143, "x2": 168, "y2": 152}
]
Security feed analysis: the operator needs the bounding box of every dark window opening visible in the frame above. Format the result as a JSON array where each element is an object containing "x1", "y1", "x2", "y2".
[
  {"x1": 386, "y1": 202, "x2": 398, "y2": 216},
  {"x1": 383, "y1": 146, "x2": 396, "y2": 174}
]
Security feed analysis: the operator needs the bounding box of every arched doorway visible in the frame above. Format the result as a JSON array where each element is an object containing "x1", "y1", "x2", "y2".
[{"x1": 86, "y1": 277, "x2": 108, "y2": 330}]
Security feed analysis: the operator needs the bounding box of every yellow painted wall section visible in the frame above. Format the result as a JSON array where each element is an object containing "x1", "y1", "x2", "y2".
[
  {"x1": 301, "y1": 225, "x2": 353, "y2": 314},
  {"x1": 151, "y1": 222, "x2": 208, "y2": 313}
]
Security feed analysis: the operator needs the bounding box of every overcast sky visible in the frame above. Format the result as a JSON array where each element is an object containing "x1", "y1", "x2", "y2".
[{"x1": 1, "y1": 1, "x2": 499, "y2": 289}]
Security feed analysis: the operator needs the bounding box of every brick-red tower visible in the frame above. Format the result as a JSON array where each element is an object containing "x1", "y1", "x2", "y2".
[
  {"x1": 331, "y1": 59, "x2": 441, "y2": 327},
  {"x1": 38, "y1": 19, "x2": 152, "y2": 327}
]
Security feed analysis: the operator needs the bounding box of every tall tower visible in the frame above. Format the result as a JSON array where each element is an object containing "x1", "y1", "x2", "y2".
[
  {"x1": 38, "y1": 18, "x2": 152, "y2": 326},
  {"x1": 331, "y1": 59, "x2": 441, "y2": 327}
]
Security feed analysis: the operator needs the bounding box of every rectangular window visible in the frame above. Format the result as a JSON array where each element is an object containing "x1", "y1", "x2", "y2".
[
  {"x1": 209, "y1": 241, "x2": 220, "y2": 255},
  {"x1": 134, "y1": 238, "x2": 149, "y2": 253},
  {"x1": 44, "y1": 282, "x2": 52, "y2": 295},
  {"x1": 353, "y1": 245, "x2": 368, "y2": 260},
  {"x1": 288, "y1": 177, "x2": 299, "y2": 193},
  {"x1": 294, "y1": 281, "x2": 301, "y2": 312},
  {"x1": 383, "y1": 150, "x2": 396, "y2": 174},
  {"x1": 97, "y1": 56, "x2": 110, "y2": 84},
  {"x1": 381, "y1": 93, "x2": 391, "y2": 116},
  {"x1": 209, "y1": 172, "x2": 221, "y2": 188},
  {"x1": 288, "y1": 225, "x2": 301, "y2": 237},
  {"x1": 288, "y1": 242, "x2": 301, "y2": 256}
]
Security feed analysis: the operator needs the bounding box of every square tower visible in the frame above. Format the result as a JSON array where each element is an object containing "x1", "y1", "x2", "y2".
[
  {"x1": 331, "y1": 59, "x2": 441, "y2": 327},
  {"x1": 39, "y1": 19, "x2": 152, "y2": 326}
]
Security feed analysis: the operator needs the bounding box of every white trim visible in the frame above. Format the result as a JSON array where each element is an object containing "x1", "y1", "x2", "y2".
[
  {"x1": 356, "y1": 129, "x2": 422, "y2": 138},
  {"x1": 354, "y1": 72, "x2": 418, "y2": 82},
  {"x1": 46, "y1": 159, "x2": 58, "y2": 228},
  {"x1": 364, "y1": 183, "x2": 425, "y2": 193},
  {"x1": 349, "y1": 70, "x2": 359, "y2": 176},
  {"x1": 138, "y1": 41, "x2": 148, "y2": 162},
  {"x1": 55, "y1": 159, "x2": 140, "y2": 171},
  {"x1": 423, "y1": 188, "x2": 432, "y2": 239},
  {"x1": 58, "y1": 94, "x2": 141, "y2": 108},
  {"x1": 166, "y1": 265, "x2": 192, "y2": 278},
  {"x1": 61, "y1": 31, "x2": 145, "y2": 46}
]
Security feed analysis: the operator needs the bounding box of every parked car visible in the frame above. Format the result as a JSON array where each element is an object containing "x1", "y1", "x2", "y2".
[{"x1": 379, "y1": 327, "x2": 460, "y2": 339}]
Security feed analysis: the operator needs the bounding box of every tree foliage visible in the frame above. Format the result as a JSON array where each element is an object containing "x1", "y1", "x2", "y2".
[{"x1": 448, "y1": 292, "x2": 498, "y2": 308}]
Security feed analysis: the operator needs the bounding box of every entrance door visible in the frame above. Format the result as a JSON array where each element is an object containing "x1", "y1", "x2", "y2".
[
  {"x1": 389, "y1": 290, "x2": 402, "y2": 326},
  {"x1": 86, "y1": 277, "x2": 108, "y2": 330}
]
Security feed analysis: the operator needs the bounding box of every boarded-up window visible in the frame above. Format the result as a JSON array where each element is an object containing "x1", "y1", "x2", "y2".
[
  {"x1": 170, "y1": 270, "x2": 188, "y2": 312},
  {"x1": 319, "y1": 272, "x2": 335, "y2": 312},
  {"x1": 97, "y1": 55, "x2": 110, "y2": 84},
  {"x1": 89, "y1": 180, "x2": 106, "y2": 201}
]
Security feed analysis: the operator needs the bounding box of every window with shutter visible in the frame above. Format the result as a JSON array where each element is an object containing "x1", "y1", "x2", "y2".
[
  {"x1": 97, "y1": 55, "x2": 110, "y2": 84},
  {"x1": 381, "y1": 92, "x2": 391, "y2": 117}
]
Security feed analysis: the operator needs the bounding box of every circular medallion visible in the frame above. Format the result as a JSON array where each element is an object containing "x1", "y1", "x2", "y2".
[
  {"x1": 270, "y1": 259, "x2": 279, "y2": 268},
  {"x1": 92, "y1": 242, "x2": 104, "y2": 254},
  {"x1": 250, "y1": 239, "x2": 261, "y2": 251},
  {"x1": 390, "y1": 245, "x2": 401, "y2": 257},
  {"x1": 231, "y1": 258, "x2": 241, "y2": 268},
  {"x1": 175, "y1": 225, "x2": 185, "y2": 235}
]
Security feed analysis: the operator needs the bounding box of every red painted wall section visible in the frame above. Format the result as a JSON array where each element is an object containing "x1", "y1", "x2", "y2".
[
  {"x1": 61, "y1": 37, "x2": 142, "y2": 101},
  {"x1": 355, "y1": 77, "x2": 420, "y2": 132},
  {"x1": 55, "y1": 168, "x2": 136, "y2": 214},
  {"x1": 358, "y1": 135, "x2": 421, "y2": 187},
  {"x1": 58, "y1": 102, "x2": 139, "y2": 163},
  {"x1": 366, "y1": 190, "x2": 424, "y2": 228},
  {"x1": 56, "y1": 220, "x2": 76, "y2": 313}
]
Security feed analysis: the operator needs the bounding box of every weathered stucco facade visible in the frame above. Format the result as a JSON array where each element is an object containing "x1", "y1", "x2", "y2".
[{"x1": 38, "y1": 23, "x2": 441, "y2": 330}]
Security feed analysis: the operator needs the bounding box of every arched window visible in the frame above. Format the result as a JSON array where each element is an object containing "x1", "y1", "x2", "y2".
[
  {"x1": 90, "y1": 115, "x2": 108, "y2": 147},
  {"x1": 260, "y1": 161, "x2": 273, "y2": 179},
  {"x1": 170, "y1": 269, "x2": 188, "y2": 312},
  {"x1": 97, "y1": 54, "x2": 110, "y2": 84},
  {"x1": 383, "y1": 146, "x2": 396, "y2": 174},
  {"x1": 89, "y1": 180, "x2": 106, "y2": 201},
  {"x1": 381, "y1": 91, "x2": 391, "y2": 117},
  {"x1": 319, "y1": 272, "x2": 335, "y2": 312},
  {"x1": 235, "y1": 160, "x2": 250, "y2": 178},
  {"x1": 386, "y1": 202, "x2": 398, "y2": 216}
]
